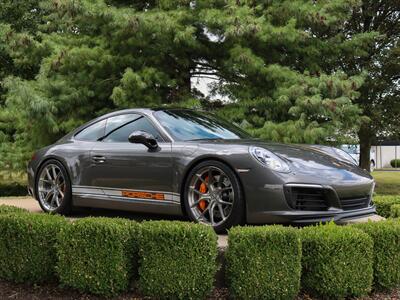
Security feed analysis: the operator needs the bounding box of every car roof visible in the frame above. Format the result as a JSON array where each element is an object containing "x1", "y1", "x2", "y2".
[{"x1": 99, "y1": 107, "x2": 195, "y2": 118}]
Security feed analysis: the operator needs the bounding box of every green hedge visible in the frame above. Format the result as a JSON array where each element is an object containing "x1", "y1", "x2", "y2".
[
  {"x1": 138, "y1": 221, "x2": 217, "y2": 299},
  {"x1": 56, "y1": 217, "x2": 140, "y2": 297},
  {"x1": 0, "y1": 182, "x2": 27, "y2": 197},
  {"x1": 374, "y1": 195, "x2": 400, "y2": 218},
  {"x1": 0, "y1": 204, "x2": 29, "y2": 214},
  {"x1": 354, "y1": 221, "x2": 400, "y2": 290},
  {"x1": 391, "y1": 204, "x2": 400, "y2": 218},
  {"x1": 390, "y1": 159, "x2": 400, "y2": 168},
  {"x1": 0, "y1": 213, "x2": 67, "y2": 283},
  {"x1": 301, "y1": 223, "x2": 373, "y2": 298},
  {"x1": 226, "y1": 226, "x2": 301, "y2": 300}
]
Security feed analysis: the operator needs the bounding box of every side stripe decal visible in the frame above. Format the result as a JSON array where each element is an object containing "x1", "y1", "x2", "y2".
[{"x1": 72, "y1": 185, "x2": 180, "y2": 203}]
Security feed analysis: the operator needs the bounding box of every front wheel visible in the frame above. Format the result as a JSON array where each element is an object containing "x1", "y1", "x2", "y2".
[
  {"x1": 183, "y1": 160, "x2": 244, "y2": 233},
  {"x1": 35, "y1": 159, "x2": 72, "y2": 214}
]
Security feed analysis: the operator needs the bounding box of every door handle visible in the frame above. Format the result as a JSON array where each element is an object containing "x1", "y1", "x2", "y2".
[{"x1": 92, "y1": 155, "x2": 106, "y2": 163}]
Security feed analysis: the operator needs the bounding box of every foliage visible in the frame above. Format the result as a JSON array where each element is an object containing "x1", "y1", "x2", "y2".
[
  {"x1": 373, "y1": 195, "x2": 400, "y2": 218},
  {"x1": 0, "y1": 213, "x2": 67, "y2": 283},
  {"x1": 56, "y1": 217, "x2": 139, "y2": 297},
  {"x1": 391, "y1": 204, "x2": 400, "y2": 218},
  {"x1": 390, "y1": 159, "x2": 400, "y2": 168},
  {"x1": 0, "y1": 204, "x2": 29, "y2": 214},
  {"x1": 138, "y1": 221, "x2": 217, "y2": 300},
  {"x1": 301, "y1": 223, "x2": 373, "y2": 298},
  {"x1": 354, "y1": 220, "x2": 400, "y2": 290},
  {"x1": 0, "y1": 0, "x2": 391, "y2": 172},
  {"x1": 226, "y1": 225, "x2": 301, "y2": 300},
  {"x1": 0, "y1": 183, "x2": 27, "y2": 197},
  {"x1": 342, "y1": 0, "x2": 400, "y2": 170}
]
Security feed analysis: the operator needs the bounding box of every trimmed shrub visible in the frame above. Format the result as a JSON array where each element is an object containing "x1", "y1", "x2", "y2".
[
  {"x1": 0, "y1": 204, "x2": 29, "y2": 214},
  {"x1": 374, "y1": 195, "x2": 400, "y2": 218},
  {"x1": 390, "y1": 159, "x2": 400, "y2": 168},
  {"x1": 226, "y1": 226, "x2": 301, "y2": 300},
  {"x1": 139, "y1": 221, "x2": 217, "y2": 299},
  {"x1": 56, "y1": 217, "x2": 140, "y2": 297},
  {"x1": 0, "y1": 182, "x2": 28, "y2": 197},
  {"x1": 391, "y1": 204, "x2": 400, "y2": 218},
  {"x1": 301, "y1": 223, "x2": 373, "y2": 298},
  {"x1": 354, "y1": 221, "x2": 400, "y2": 290},
  {"x1": 0, "y1": 213, "x2": 67, "y2": 283}
]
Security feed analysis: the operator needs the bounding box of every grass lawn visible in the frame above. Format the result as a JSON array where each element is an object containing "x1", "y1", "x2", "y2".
[{"x1": 372, "y1": 171, "x2": 400, "y2": 195}]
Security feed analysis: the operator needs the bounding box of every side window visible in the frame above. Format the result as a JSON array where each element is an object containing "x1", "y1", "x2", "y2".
[
  {"x1": 75, "y1": 119, "x2": 106, "y2": 141},
  {"x1": 103, "y1": 116, "x2": 163, "y2": 143},
  {"x1": 105, "y1": 114, "x2": 140, "y2": 136}
]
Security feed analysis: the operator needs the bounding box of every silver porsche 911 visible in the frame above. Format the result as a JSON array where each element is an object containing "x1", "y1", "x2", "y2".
[{"x1": 27, "y1": 108, "x2": 376, "y2": 232}]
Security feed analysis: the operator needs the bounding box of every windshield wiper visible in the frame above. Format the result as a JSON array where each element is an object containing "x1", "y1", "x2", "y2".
[{"x1": 187, "y1": 137, "x2": 224, "y2": 141}]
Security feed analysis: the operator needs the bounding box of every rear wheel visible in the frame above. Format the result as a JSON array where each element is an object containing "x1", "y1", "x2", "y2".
[
  {"x1": 35, "y1": 159, "x2": 72, "y2": 214},
  {"x1": 184, "y1": 160, "x2": 244, "y2": 233}
]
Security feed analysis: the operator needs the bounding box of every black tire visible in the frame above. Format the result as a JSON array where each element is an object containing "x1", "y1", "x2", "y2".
[
  {"x1": 35, "y1": 159, "x2": 72, "y2": 215},
  {"x1": 183, "y1": 160, "x2": 245, "y2": 233}
]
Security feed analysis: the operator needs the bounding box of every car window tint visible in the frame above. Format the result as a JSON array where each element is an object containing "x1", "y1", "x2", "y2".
[
  {"x1": 105, "y1": 114, "x2": 141, "y2": 136},
  {"x1": 103, "y1": 116, "x2": 163, "y2": 143},
  {"x1": 75, "y1": 119, "x2": 106, "y2": 141},
  {"x1": 153, "y1": 110, "x2": 251, "y2": 141}
]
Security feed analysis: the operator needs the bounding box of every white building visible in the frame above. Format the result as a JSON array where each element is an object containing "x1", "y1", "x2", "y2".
[{"x1": 372, "y1": 140, "x2": 400, "y2": 169}]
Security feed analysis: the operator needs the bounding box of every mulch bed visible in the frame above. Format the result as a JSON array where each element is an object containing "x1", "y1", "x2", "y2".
[
  {"x1": 0, "y1": 280, "x2": 399, "y2": 299},
  {"x1": 0, "y1": 280, "x2": 229, "y2": 300}
]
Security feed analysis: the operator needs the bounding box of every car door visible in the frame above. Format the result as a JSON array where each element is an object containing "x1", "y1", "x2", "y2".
[{"x1": 86, "y1": 113, "x2": 174, "y2": 202}]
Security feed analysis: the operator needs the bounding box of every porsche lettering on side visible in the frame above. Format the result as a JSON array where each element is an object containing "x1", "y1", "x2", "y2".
[{"x1": 27, "y1": 108, "x2": 376, "y2": 232}]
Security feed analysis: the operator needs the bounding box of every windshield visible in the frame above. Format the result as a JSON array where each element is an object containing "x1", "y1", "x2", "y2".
[{"x1": 153, "y1": 110, "x2": 252, "y2": 141}]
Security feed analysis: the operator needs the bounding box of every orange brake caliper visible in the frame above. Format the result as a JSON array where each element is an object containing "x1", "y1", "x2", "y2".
[{"x1": 198, "y1": 176, "x2": 208, "y2": 211}]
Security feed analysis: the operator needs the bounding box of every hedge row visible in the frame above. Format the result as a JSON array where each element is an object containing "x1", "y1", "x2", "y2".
[
  {"x1": 0, "y1": 182, "x2": 28, "y2": 197},
  {"x1": 374, "y1": 195, "x2": 400, "y2": 217},
  {"x1": 56, "y1": 217, "x2": 140, "y2": 297},
  {"x1": 390, "y1": 159, "x2": 400, "y2": 168},
  {"x1": 391, "y1": 204, "x2": 400, "y2": 218},
  {"x1": 0, "y1": 207, "x2": 217, "y2": 299},
  {"x1": 0, "y1": 205, "x2": 400, "y2": 299},
  {"x1": 301, "y1": 224, "x2": 373, "y2": 298},
  {"x1": 353, "y1": 220, "x2": 400, "y2": 290},
  {"x1": 139, "y1": 221, "x2": 217, "y2": 299},
  {"x1": 0, "y1": 212, "x2": 68, "y2": 283},
  {"x1": 226, "y1": 226, "x2": 301, "y2": 300}
]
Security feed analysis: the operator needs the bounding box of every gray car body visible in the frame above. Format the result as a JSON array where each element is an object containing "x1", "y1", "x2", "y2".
[{"x1": 27, "y1": 108, "x2": 376, "y2": 224}]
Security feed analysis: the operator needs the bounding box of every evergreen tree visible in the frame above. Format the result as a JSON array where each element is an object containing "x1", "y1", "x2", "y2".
[
  {"x1": 1, "y1": 0, "x2": 396, "y2": 173},
  {"x1": 342, "y1": 0, "x2": 400, "y2": 170}
]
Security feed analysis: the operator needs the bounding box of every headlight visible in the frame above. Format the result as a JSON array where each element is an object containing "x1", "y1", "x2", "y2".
[{"x1": 249, "y1": 146, "x2": 290, "y2": 172}]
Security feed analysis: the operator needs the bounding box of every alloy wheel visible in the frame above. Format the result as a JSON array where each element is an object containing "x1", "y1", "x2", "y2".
[
  {"x1": 188, "y1": 166, "x2": 235, "y2": 226},
  {"x1": 38, "y1": 164, "x2": 66, "y2": 211}
]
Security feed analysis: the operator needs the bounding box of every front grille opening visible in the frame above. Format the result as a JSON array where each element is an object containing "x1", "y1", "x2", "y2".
[
  {"x1": 287, "y1": 187, "x2": 329, "y2": 211},
  {"x1": 340, "y1": 196, "x2": 370, "y2": 211}
]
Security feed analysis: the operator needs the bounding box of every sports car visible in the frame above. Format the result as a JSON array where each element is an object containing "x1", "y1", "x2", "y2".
[{"x1": 27, "y1": 108, "x2": 376, "y2": 232}]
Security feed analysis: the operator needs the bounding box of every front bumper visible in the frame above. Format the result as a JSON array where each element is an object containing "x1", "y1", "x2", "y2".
[
  {"x1": 249, "y1": 205, "x2": 376, "y2": 224},
  {"x1": 240, "y1": 166, "x2": 376, "y2": 224}
]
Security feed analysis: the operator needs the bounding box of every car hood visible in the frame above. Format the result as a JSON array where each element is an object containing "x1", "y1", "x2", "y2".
[{"x1": 197, "y1": 139, "x2": 372, "y2": 177}]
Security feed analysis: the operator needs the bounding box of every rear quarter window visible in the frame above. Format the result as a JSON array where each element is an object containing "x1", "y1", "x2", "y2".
[{"x1": 74, "y1": 119, "x2": 106, "y2": 141}]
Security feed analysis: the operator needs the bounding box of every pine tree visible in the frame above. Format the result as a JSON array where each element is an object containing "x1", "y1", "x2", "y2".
[{"x1": 2, "y1": 0, "x2": 395, "y2": 173}]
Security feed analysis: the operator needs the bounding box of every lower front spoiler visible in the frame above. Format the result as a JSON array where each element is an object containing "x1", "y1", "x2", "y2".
[{"x1": 248, "y1": 205, "x2": 377, "y2": 224}]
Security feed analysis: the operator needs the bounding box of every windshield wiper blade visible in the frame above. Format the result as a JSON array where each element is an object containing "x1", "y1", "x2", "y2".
[{"x1": 187, "y1": 138, "x2": 224, "y2": 141}]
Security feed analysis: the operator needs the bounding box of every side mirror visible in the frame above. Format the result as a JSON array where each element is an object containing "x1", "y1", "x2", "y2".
[{"x1": 128, "y1": 131, "x2": 159, "y2": 150}]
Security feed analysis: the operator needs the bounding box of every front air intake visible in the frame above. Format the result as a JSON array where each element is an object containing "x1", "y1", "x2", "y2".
[{"x1": 285, "y1": 187, "x2": 329, "y2": 211}]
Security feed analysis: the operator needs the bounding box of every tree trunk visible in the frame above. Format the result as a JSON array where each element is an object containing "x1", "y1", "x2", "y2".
[{"x1": 358, "y1": 123, "x2": 373, "y2": 171}]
